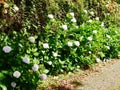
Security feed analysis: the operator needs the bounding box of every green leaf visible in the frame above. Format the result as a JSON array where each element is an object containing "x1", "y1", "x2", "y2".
[
  {"x1": 43, "y1": 69, "x2": 49, "y2": 74},
  {"x1": 33, "y1": 52, "x2": 39, "y2": 56},
  {"x1": 0, "y1": 73, "x2": 5, "y2": 80},
  {"x1": 0, "y1": 84, "x2": 7, "y2": 90}
]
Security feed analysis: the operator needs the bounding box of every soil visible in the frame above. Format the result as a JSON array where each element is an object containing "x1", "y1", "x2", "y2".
[{"x1": 47, "y1": 59, "x2": 120, "y2": 90}]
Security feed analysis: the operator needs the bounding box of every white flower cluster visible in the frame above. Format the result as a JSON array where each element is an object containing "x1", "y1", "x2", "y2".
[
  {"x1": 53, "y1": 52, "x2": 58, "y2": 57},
  {"x1": 106, "y1": 46, "x2": 110, "y2": 50},
  {"x1": 43, "y1": 43, "x2": 49, "y2": 49},
  {"x1": 11, "y1": 82, "x2": 16, "y2": 88},
  {"x1": 87, "y1": 36, "x2": 93, "y2": 41},
  {"x1": 93, "y1": 30, "x2": 97, "y2": 34},
  {"x1": 70, "y1": 12, "x2": 74, "y2": 17},
  {"x1": 22, "y1": 57, "x2": 30, "y2": 64},
  {"x1": 3, "y1": 46, "x2": 12, "y2": 53},
  {"x1": 48, "y1": 14, "x2": 54, "y2": 19},
  {"x1": 67, "y1": 41, "x2": 73, "y2": 47},
  {"x1": 71, "y1": 18, "x2": 76, "y2": 23},
  {"x1": 67, "y1": 41, "x2": 80, "y2": 47},
  {"x1": 96, "y1": 58, "x2": 101, "y2": 63},
  {"x1": 62, "y1": 24, "x2": 68, "y2": 30},
  {"x1": 28, "y1": 36, "x2": 35, "y2": 43},
  {"x1": 89, "y1": 11, "x2": 94, "y2": 15},
  {"x1": 40, "y1": 74, "x2": 47, "y2": 80},
  {"x1": 13, "y1": 5, "x2": 19, "y2": 12},
  {"x1": 74, "y1": 41, "x2": 80, "y2": 46},
  {"x1": 84, "y1": 10, "x2": 87, "y2": 14},
  {"x1": 87, "y1": 20, "x2": 92, "y2": 23},
  {"x1": 95, "y1": 17, "x2": 99, "y2": 21},
  {"x1": 48, "y1": 61, "x2": 52, "y2": 65},
  {"x1": 32, "y1": 64, "x2": 39, "y2": 71},
  {"x1": 70, "y1": 12, "x2": 77, "y2": 23},
  {"x1": 13, "y1": 71, "x2": 21, "y2": 78},
  {"x1": 101, "y1": 22, "x2": 104, "y2": 27}
]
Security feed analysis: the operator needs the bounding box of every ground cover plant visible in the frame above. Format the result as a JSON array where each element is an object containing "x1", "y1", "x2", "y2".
[{"x1": 0, "y1": 0, "x2": 120, "y2": 89}]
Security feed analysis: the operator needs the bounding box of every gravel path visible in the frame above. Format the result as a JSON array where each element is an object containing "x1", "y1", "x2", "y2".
[{"x1": 76, "y1": 59, "x2": 120, "y2": 90}]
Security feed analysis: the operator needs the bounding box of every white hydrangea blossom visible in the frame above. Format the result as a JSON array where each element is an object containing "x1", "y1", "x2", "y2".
[
  {"x1": 3, "y1": 46, "x2": 12, "y2": 53},
  {"x1": 13, "y1": 6, "x2": 19, "y2": 12},
  {"x1": 87, "y1": 36, "x2": 92, "y2": 41},
  {"x1": 84, "y1": 10, "x2": 87, "y2": 14},
  {"x1": 43, "y1": 43, "x2": 49, "y2": 49},
  {"x1": 106, "y1": 46, "x2": 110, "y2": 50},
  {"x1": 28, "y1": 36, "x2": 35, "y2": 43},
  {"x1": 32, "y1": 64, "x2": 39, "y2": 71},
  {"x1": 11, "y1": 82, "x2": 16, "y2": 88},
  {"x1": 53, "y1": 52, "x2": 58, "y2": 57},
  {"x1": 13, "y1": 71, "x2": 21, "y2": 78},
  {"x1": 74, "y1": 41, "x2": 80, "y2": 46},
  {"x1": 88, "y1": 20, "x2": 92, "y2": 23},
  {"x1": 101, "y1": 22, "x2": 104, "y2": 27},
  {"x1": 22, "y1": 57, "x2": 30, "y2": 64},
  {"x1": 95, "y1": 17, "x2": 99, "y2": 21},
  {"x1": 67, "y1": 41, "x2": 73, "y2": 47},
  {"x1": 48, "y1": 14, "x2": 54, "y2": 19},
  {"x1": 48, "y1": 61, "x2": 52, "y2": 65},
  {"x1": 96, "y1": 58, "x2": 101, "y2": 63},
  {"x1": 70, "y1": 12, "x2": 74, "y2": 17},
  {"x1": 71, "y1": 18, "x2": 76, "y2": 22},
  {"x1": 62, "y1": 24, "x2": 67, "y2": 30},
  {"x1": 93, "y1": 30, "x2": 97, "y2": 34},
  {"x1": 88, "y1": 51, "x2": 92, "y2": 54},
  {"x1": 40, "y1": 74, "x2": 47, "y2": 80},
  {"x1": 90, "y1": 11, "x2": 94, "y2": 15}
]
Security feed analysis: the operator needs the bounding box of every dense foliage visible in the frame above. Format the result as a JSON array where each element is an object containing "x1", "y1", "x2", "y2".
[{"x1": 0, "y1": 0, "x2": 120, "y2": 89}]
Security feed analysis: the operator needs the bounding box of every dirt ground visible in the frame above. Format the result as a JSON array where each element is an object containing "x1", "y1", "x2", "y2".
[
  {"x1": 76, "y1": 59, "x2": 120, "y2": 90},
  {"x1": 47, "y1": 59, "x2": 120, "y2": 90}
]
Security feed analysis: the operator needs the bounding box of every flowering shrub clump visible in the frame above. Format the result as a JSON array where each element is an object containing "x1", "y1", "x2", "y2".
[
  {"x1": 0, "y1": 11, "x2": 120, "y2": 89},
  {"x1": 0, "y1": 32, "x2": 47, "y2": 89}
]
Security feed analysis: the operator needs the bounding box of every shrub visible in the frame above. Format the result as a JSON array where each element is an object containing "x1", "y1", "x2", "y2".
[
  {"x1": 36, "y1": 13, "x2": 120, "y2": 74},
  {"x1": 0, "y1": 31, "x2": 47, "y2": 90}
]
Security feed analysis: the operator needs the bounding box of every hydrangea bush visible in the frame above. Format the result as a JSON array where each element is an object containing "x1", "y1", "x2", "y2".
[
  {"x1": 0, "y1": 32, "x2": 47, "y2": 89},
  {"x1": 0, "y1": 11, "x2": 120, "y2": 90}
]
